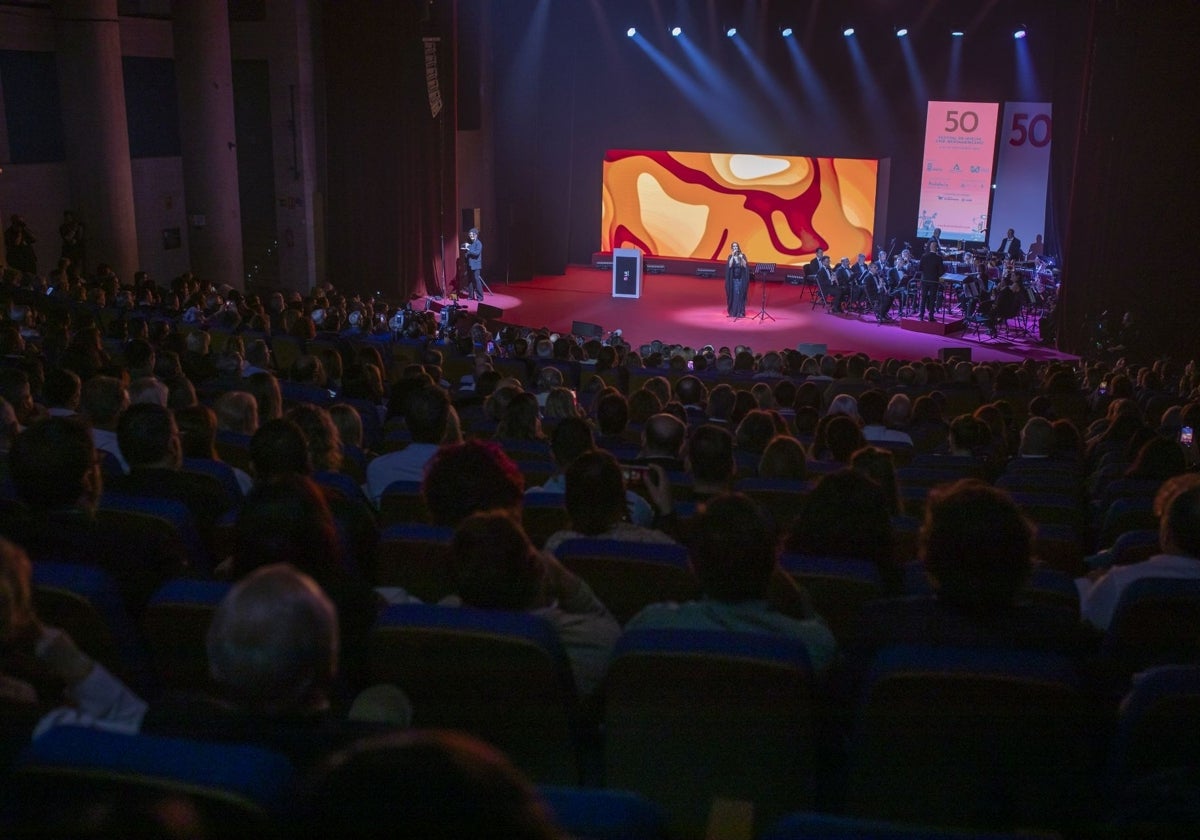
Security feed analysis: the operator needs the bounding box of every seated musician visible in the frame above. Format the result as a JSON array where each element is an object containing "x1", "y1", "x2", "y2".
[
  {"x1": 870, "y1": 263, "x2": 895, "y2": 323},
  {"x1": 832, "y1": 257, "x2": 855, "y2": 314}
]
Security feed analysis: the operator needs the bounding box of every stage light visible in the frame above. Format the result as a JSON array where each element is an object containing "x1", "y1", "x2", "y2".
[
  {"x1": 780, "y1": 26, "x2": 793, "y2": 38},
  {"x1": 670, "y1": 25, "x2": 681, "y2": 37},
  {"x1": 725, "y1": 26, "x2": 737, "y2": 38},
  {"x1": 626, "y1": 27, "x2": 636, "y2": 38},
  {"x1": 843, "y1": 26, "x2": 855, "y2": 37},
  {"x1": 895, "y1": 27, "x2": 908, "y2": 38},
  {"x1": 951, "y1": 28, "x2": 964, "y2": 37},
  {"x1": 1013, "y1": 24, "x2": 1028, "y2": 39}
]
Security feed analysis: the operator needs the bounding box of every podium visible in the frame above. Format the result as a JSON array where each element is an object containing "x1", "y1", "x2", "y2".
[{"x1": 612, "y1": 248, "x2": 642, "y2": 299}]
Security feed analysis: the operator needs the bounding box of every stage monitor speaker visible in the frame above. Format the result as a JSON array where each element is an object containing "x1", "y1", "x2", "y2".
[
  {"x1": 796, "y1": 342, "x2": 828, "y2": 356},
  {"x1": 461, "y1": 207, "x2": 480, "y2": 233},
  {"x1": 939, "y1": 347, "x2": 972, "y2": 363},
  {"x1": 572, "y1": 320, "x2": 603, "y2": 339},
  {"x1": 477, "y1": 302, "x2": 504, "y2": 320}
]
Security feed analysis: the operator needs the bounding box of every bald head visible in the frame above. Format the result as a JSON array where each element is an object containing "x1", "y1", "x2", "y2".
[{"x1": 642, "y1": 412, "x2": 686, "y2": 459}]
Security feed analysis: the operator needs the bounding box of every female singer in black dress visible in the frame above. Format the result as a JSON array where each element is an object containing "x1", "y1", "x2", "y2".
[{"x1": 725, "y1": 242, "x2": 749, "y2": 318}]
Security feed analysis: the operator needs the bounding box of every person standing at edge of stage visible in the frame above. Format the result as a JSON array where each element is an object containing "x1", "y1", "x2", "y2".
[
  {"x1": 462, "y1": 227, "x2": 484, "y2": 301},
  {"x1": 726, "y1": 242, "x2": 749, "y2": 319}
]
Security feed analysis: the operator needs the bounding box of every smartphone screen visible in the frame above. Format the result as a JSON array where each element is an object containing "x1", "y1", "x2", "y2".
[
  {"x1": 1182, "y1": 426, "x2": 1195, "y2": 447},
  {"x1": 620, "y1": 464, "x2": 648, "y2": 487}
]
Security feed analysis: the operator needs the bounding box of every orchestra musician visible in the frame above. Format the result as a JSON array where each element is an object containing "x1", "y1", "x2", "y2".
[
  {"x1": 816, "y1": 254, "x2": 836, "y2": 313},
  {"x1": 995, "y1": 228, "x2": 1023, "y2": 262},
  {"x1": 725, "y1": 241, "x2": 749, "y2": 318},
  {"x1": 870, "y1": 262, "x2": 896, "y2": 323},
  {"x1": 852, "y1": 253, "x2": 871, "y2": 310},
  {"x1": 888, "y1": 256, "x2": 909, "y2": 316},
  {"x1": 833, "y1": 256, "x2": 854, "y2": 314}
]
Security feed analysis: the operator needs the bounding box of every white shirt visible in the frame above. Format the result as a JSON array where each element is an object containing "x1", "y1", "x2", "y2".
[
  {"x1": 366, "y1": 443, "x2": 441, "y2": 505},
  {"x1": 1077, "y1": 553, "x2": 1200, "y2": 631}
]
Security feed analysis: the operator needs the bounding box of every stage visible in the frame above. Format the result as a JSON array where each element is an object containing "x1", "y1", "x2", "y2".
[{"x1": 444, "y1": 266, "x2": 1075, "y2": 364}]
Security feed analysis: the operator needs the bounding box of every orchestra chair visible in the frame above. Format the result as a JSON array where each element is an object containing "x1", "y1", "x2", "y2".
[
  {"x1": 779, "y1": 554, "x2": 885, "y2": 643},
  {"x1": 552, "y1": 538, "x2": 699, "y2": 626},
  {"x1": 603, "y1": 629, "x2": 817, "y2": 840},
  {"x1": 1106, "y1": 664, "x2": 1200, "y2": 833},
  {"x1": 1100, "y1": 578, "x2": 1200, "y2": 676},
  {"x1": 811, "y1": 271, "x2": 836, "y2": 311},
  {"x1": 521, "y1": 493, "x2": 571, "y2": 550},
  {"x1": 371, "y1": 522, "x2": 455, "y2": 602},
  {"x1": 844, "y1": 644, "x2": 1093, "y2": 832},
  {"x1": 377, "y1": 479, "x2": 430, "y2": 526},
  {"x1": 4, "y1": 727, "x2": 294, "y2": 834},
  {"x1": 735, "y1": 477, "x2": 812, "y2": 533},
  {"x1": 31, "y1": 561, "x2": 151, "y2": 693},
  {"x1": 538, "y1": 785, "x2": 668, "y2": 840},
  {"x1": 1097, "y1": 496, "x2": 1159, "y2": 551},
  {"x1": 366, "y1": 603, "x2": 581, "y2": 784},
  {"x1": 141, "y1": 578, "x2": 233, "y2": 695},
  {"x1": 762, "y1": 810, "x2": 1056, "y2": 840}
]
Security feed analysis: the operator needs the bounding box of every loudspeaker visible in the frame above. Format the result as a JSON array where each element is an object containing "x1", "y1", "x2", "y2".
[
  {"x1": 572, "y1": 320, "x2": 603, "y2": 339},
  {"x1": 461, "y1": 208, "x2": 480, "y2": 233},
  {"x1": 939, "y1": 347, "x2": 972, "y2": 363},
  {"x1": 795, "y1": 342, "x2": 827, "y2": 356},
  {"x1": 477, "y1": 302, "x2": 504, "y2": 320}
]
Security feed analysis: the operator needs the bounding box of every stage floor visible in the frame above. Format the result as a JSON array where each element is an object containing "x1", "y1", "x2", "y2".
[{"x1": 452, "y1": 266, "x2": 1075, "y2": 364}]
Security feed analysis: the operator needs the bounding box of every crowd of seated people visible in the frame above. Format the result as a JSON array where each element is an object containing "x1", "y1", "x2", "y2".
[{"x1": 1, "y1": 255, "x2": 1200, "y2": 836}]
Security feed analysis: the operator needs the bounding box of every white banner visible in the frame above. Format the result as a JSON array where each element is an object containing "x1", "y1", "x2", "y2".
[{"x1": 990, "y1": 102, "x2": 1053, "y2": 256}]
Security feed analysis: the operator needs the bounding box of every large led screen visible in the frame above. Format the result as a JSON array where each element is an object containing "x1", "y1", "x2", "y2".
[
  {"x1": 916, "y1": 101, "x2": 1000, "y2": 243},
  {"x1": 602, "y1": 150, "x2": 878, "y2": 267}
]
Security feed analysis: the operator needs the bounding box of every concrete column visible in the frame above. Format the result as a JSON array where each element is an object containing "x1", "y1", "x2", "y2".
[
  {"x1": 173, "y1": 0, "x2": 244, "y2": 289},
  {"x1": 52, "y1": 0, "x2": 139, "y2": 278}
]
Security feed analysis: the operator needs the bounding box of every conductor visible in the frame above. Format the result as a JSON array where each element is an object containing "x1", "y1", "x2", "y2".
[{"x1": 917, "y1": 240, "x2": 945, "y2": 322}]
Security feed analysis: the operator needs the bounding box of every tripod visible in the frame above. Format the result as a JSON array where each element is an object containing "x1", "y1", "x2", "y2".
[{"x1": 750, "y1": 263, "x2": 776, "y2": 322}]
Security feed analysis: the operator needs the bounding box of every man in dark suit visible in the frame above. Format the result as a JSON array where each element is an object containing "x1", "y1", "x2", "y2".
[
  {"x1": 995, "y1": 228, "x2": 1022, "y2": 261},
  {"x1": 463, "y1": 227, "x2": 484, "y2": 301},
  {"x1": 918, "y1": 240, "x2": 945, "y2": 322}
]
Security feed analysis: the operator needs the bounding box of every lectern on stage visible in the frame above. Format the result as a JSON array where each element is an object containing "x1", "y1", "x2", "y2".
[{"x1": 612, "y1": 248, "x2": 642, "y2": 299}]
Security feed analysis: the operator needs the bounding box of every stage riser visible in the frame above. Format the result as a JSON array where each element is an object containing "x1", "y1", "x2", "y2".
[{"x1": 900, "y1": 318, "x2": 966, "y2": 336}]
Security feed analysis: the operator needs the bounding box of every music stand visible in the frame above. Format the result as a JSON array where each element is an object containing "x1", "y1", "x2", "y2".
[{"x1": 751, "y1": 263, "x2": 776, "y2": 322}]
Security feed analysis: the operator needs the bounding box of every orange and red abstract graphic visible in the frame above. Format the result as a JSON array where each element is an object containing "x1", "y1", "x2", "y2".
[{"x1": 602, "y1": 150, "x2": 878, "y2": 267}]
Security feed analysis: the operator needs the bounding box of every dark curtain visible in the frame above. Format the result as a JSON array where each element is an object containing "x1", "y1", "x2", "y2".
[
  {"x1": 322, "y1": 1, "x2": 455, "y2": 300},
  {"x1": 1056, "y1": 0, "x2": 1200, "y2": 359}
]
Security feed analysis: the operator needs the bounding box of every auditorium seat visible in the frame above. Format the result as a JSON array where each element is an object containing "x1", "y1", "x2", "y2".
[
  {"x1": 1100, "y1": 577, "x2": 1200, "y2": 675},
  {"x1": 3, "y1": 727, "x2": 294, "y2": 834},
  {"x1": 553, "y1": 538, "x2": 699, "y2": 625},
  {"x1": 779, "y1": 553, "x2": 885, "y2": 642},
  {"x1": 31, "y1": 561, "x2": 150, "y2": 692},
  {"x1": 377, "y1": 479, "x2": 430, "y2": 526},
  {"x1": 603, "y1": 628, "x2": 817, "y2": 839},
  {"x1": 538, "y1": 785, "x2": 667, "y2": 840},
  {"x1": 366, "y1": 602, "x2": 581, "y2": 784},
  {"x1": 141, "y1": 578, "x2": 232, "y2": 694},
  {"x1": 844, "y1": 644, "x2": 1094, "y2": 831},
  {"x1": 371, "y1": 522, "x2": 455, "y2": 602}
]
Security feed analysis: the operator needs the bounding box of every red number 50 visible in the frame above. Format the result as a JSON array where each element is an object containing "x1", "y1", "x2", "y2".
[{"x1": 1009, "y1": 112, "x2": 1052, "y2": 147}]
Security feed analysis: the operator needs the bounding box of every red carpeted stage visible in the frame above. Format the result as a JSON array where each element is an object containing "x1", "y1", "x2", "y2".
[{"x1": 445, "y1": 265, "x2": 1075, "y2": 364}]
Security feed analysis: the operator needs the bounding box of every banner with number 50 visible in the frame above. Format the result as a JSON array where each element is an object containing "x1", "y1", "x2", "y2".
[{"x1": 991, "y1": 102, "x2": 1053, "y2": 257}]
